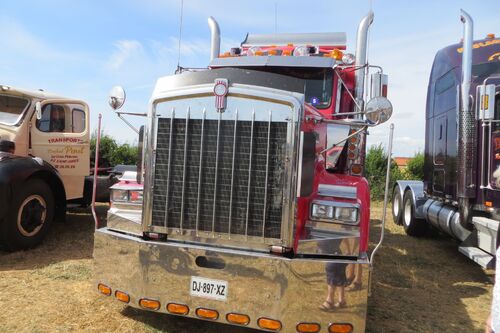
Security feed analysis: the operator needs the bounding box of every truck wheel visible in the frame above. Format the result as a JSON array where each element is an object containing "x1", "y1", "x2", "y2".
[
  {"x1": 392, "y1": 185, "x2": 403, "y2": 225},
  {"x1": 402, "y1": 190, "x2": 427, "y2": 237},
  {"x1": 0, "y1": 179, "x2": 54, "y2": 251}
]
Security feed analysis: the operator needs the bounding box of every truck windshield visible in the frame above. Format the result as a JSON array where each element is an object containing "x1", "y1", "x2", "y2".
[
  {"x1": 250, "y1": 67, "x2": 333, "y2": 109},
  {"x1": 0, "y1": 95, "x2": 30, "y2": 125}
]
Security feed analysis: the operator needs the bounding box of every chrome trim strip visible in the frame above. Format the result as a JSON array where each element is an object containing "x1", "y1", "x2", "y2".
[
  {"x1": 163, "y1": 108, "x2": 175, "y2": 229},
  {"x1": 179, "y1": 107, "x2": 190, "y2": 233},
  {"x1": 195, "y1": 109, "x2": 206, "y2": 237},
  {"x1": 318, "y1": 184, "x2": 357, "y2": 199},
  {"x1": 262, "y1": 110, "x2": 272, "y2": 239},
  {"x1": 245, "y1": 110, "x2": 255, "y2": 239},
  {"x1": 212, "y1": 112, "x2": 222, "y2": 236},
  {"x1": 228, "y1": 109, "x2": 238, "y2": 238}
]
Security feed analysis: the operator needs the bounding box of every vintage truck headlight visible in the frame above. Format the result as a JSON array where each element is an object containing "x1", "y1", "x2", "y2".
[{"x1": 310, "y1": 201, "x2": 359, "y2": 224}]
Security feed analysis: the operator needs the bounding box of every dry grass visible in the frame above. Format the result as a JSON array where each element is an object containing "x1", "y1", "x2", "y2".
[{"x1": 0, "y1": 203, "x2": 494, "y2": 332}]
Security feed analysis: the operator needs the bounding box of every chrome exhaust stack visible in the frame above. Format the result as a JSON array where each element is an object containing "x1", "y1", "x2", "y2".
[
  {"x1": 208, "y1": 16, "x2": 221, "y2": 61},
  {"x1": 458, "y1": 9, "x2": 475, "y2": 225},
  {"x1": 354, "y1": 11, "x2": 374, "y2": 116}
]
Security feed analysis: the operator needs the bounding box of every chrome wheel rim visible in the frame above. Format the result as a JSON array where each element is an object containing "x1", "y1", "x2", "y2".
[
  {"x1": 17, "y1": 195, "x2": 47, "y2": 237},
  {"x1": 403, "y1": 199, "x2": 412, "y2": 227},
  {"x1": 393, "y1": 194, "x2": 400, "y2": 218}
]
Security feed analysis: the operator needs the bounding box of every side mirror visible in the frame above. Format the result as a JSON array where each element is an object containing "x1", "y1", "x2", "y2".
[
  {"x1": 35, "y1": 101, "x2": 42, "y2": 120},
  {"x1": 370, "y1": 73, "x2": 388, "y2": 98},
  {"x1": 479, "y1": 84, "x2": 496, "y2": 120},
  {"x1": 365, "y1": 96, "x2": 393, "y2": 124},
  {"x1": 108, "y1": 86, "x2": 126, "y2": 110}
]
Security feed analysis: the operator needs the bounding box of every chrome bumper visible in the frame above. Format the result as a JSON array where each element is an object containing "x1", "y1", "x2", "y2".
[{"x1": 94, "y1": 228, "x2": 369, "y2": 333}]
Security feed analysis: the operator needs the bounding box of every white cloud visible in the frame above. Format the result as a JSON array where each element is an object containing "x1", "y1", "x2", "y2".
[{"x1": 107, "y1": 40, "x2": 145, "y2": 70}]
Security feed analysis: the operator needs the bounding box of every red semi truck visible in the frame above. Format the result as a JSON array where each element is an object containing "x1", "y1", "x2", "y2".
[{"x1": 94, "y1": 12, "x2": 392, "y2": 333}]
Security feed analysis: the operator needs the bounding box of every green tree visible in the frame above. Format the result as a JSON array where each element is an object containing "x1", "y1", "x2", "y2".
[
  {"x1": 365, "y1": 144, "x2": 401, "y2": 200},
  {"x1": 406, "y1": 152, "x2": 424, "y2": 180},
  {"x1": 90, "y1": 132, "x2": 138, "y2": 168}
]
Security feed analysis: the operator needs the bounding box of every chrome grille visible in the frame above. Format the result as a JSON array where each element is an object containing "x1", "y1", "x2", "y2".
[{"x1": 151, "y1": 110, "x2": 287, "y2": 240}]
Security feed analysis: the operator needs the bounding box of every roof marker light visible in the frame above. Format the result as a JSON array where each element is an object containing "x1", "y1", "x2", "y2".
[
  {"x1": 247, "y1": 46, "x2": 261, "y2": 56},
  {"x1": 293, "y1": 46, "x2": 310, "y2": 56},
  {"x1": 342, "y1": 53, "x2": 355, "y2": 65}
]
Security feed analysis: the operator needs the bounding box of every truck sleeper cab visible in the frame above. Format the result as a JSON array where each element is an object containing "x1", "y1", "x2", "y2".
[
  {"x1": 392, "y1": 11, "x2": 500, "y2": 268},
  {"x1": 95, "y1": 13, "x2": 392, "y2": 333}
]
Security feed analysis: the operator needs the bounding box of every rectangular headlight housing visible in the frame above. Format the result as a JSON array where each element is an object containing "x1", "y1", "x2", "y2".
[
  {"x1": 111, "y1": 189, "x2": 143, "y2": 204},
  {"x1": 310, "y1": 200, "x2": 359, "y2": 225}
]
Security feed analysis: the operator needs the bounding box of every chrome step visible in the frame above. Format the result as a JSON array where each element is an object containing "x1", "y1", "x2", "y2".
[
  {"x1": 472, "y1": 216, "x2": 499, "y2": 255},
  {"x1": 458, "y1": 245, "x2": 495, "y2": 268}
]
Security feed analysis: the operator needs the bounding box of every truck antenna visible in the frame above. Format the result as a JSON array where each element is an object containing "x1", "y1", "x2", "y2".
[{"x1": 176, "y1": 0, "x2": 184, "y2": 73}]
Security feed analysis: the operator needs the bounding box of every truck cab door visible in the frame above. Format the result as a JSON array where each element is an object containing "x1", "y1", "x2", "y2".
[{"x1": 30, "y1": 99, "x2": 90, "y2": 200}]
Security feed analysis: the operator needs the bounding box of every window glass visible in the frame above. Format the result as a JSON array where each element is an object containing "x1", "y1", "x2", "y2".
[
  {"x1": 36, "y1": 104, "x2": 67, "y2": 132},
  {"x1": 0, "y1": 95, "x2": 30, "y2": 125},
  {"x1": 72, "y1": 108, "x2": 85, "y2": 133},
  {"x1": 435, "y1": 70, "x2": 455, "y2": 95}
]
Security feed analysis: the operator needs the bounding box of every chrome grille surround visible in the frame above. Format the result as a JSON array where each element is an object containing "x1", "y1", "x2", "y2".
[{"x1": 142, "y1": 84, "x2": 303, "y2": 251}]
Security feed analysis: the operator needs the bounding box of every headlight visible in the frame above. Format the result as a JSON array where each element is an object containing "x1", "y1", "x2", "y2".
[
  {"x1": 310, "y1": 201, "x2": 359, "y2": 224},
  {"x1": 111, "y1": 189, "x2": 143, "y2": 204},
  {"x1": 129, "y1": 190, "x2": 143, "y2": 203},
  {"x1": 111, "y1": 189, "x2": 129, "y2": 202},
  {"x1": 311, "y1": 203, "x2": 335, "y2": 219},
  {"x1": 335, "y1": 207, "x2": 358, "y2": 223}
]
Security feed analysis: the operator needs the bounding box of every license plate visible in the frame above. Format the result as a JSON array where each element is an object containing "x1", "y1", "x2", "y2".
[{"x1": 190, "y1": 276, "x2": 228, "y2": 301}]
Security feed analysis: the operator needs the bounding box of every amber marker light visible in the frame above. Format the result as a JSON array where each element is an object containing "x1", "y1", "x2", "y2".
[
  {"x1": 195, "y1": 307, "x2": 219, "y2": 320},
  {"x1": 485, "y1": 201, "x2": 493, "y2": 207},
  {"x1": 329, "y1": 323, "x2": 353, "y2": 333},
  {"x1": 139, "y1": 298, "x2": 160, "y2": 311},
  {"x1": 258, "y1": 317, "x2": 282, "y2": 331},
  {"x1": 351, "y1": 164, "x2": 363, "y2": 175},
  {"x1": 226, "y1": 313, "x2": 250, "y2": 326},
  {"x1": 97, "y1": 283, "x2": 111, "y2": 296},
  {"x1": 167, "y1": 303, "x2": 189, "y2": 315},
  {"x1": 114, "y1": 290, "x2": 130, "y2": 303},
  {"x1": 297, "y1": 322, "x2": 321, "y2": 333}
]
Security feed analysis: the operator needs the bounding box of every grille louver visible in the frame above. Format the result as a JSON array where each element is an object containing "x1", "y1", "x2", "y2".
[{"x1": 151, "y1": 110, "x2": 288, "y2": 242}]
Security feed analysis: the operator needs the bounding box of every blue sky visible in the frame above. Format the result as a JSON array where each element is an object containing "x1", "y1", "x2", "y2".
[{"x1": 0, "y1": 0, "x2": 499, "y2": 156}]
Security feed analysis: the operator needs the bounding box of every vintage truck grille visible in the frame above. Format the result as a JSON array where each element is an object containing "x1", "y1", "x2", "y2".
[{"x1": 151, "y1": 113, "x2": 287, "y2": 240}]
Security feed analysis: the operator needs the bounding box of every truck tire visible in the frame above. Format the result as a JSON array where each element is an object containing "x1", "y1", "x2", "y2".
[
  {"x1": 0, "y1": 179, "x2": 54, "y2": 251},
  {"x1": 392, "y1": 185, "x2": 403, "y2": 225},
  {"x1": 402, "y1": 190, "x2": 427, "y2": 237}
]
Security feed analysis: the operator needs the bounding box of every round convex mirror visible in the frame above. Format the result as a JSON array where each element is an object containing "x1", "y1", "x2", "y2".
[
  {"x1": 365, "y1": 96, "x2": 393, "y2": 124},
  {"x1": 108, "y1": 86, "x2": 126, "y2": 110}
]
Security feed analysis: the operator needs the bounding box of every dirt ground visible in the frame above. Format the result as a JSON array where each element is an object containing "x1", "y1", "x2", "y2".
[{"x1": 0, "y1": 203, "x2": 494, "y2": 333}]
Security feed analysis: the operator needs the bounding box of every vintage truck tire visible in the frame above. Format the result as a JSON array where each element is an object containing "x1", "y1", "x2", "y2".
[
  {"x1": 402, "y1": 190, "x2": 427, "y2": 237},
  {"x1": 0, "y1": 179, "x2": 54, "y2": 251},
  {"x1": 392, "y1": 185, "x2": 403, "y2": 225}
]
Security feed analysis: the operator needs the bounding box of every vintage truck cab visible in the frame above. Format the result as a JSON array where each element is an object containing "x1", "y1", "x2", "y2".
[
  {"x1": 0, "y1": 85, "x2": 90, "y2": 250},
  {"x1": 94, "y1": 12, "x2": 392, "y2": 333}
]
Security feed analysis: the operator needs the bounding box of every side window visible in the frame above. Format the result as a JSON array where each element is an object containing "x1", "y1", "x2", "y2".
[
  {"x1": 36, "y1": 103, "x2": 86, "y2": 133},
  {"x1": 72, "y1": 108, "x2": 85, "y2": 133},
  {"x1": 433, "y1": 69, "x2": 457, "y2": 116},
  {"x1": 36, "y1": 104, "x2": 67, "y2": 133}
]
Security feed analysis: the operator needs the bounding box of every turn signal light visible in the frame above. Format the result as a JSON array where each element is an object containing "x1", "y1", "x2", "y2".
[
  {"x1": 97, "y1": 283, "x2": 111, "y2": 296},
  {"x1": 329, "y1": 323, "x2": 353, "y2": 333},
  {"x1": 114, "y1": 290, "x2": 130, "y2": 303},
  {"x1": 139, "y1": 298, "x2": 160, "y2": 310},
  {"x1": 327, "y1": 49, "x2": 344, "y2": 60},
  {"x1": 485, "y1": 201, "x2": 493, "y2": 207},
  {"x1": 297, "y1": 322, "x2": 321, "y2": 333},
  {"x1": 196, "y1": 307, "x2": 219, "y2": 320},
  {"x1": 226, "y1": 313, "x2": 250, "y2": 326},
  {"x1": 167, "y1": 303, "x2": 189, "y2": 315},
  {"x1": 351, "y1": 164, "x2": 363, "y2": 175},
  {"x1": 258, "y1": 317, "x2": 282, "y2": 331}
]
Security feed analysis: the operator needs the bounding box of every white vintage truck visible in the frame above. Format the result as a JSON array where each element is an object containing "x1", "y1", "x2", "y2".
[{"x1": 0, "y1": 85, "x2": 94, "y2": 250}]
